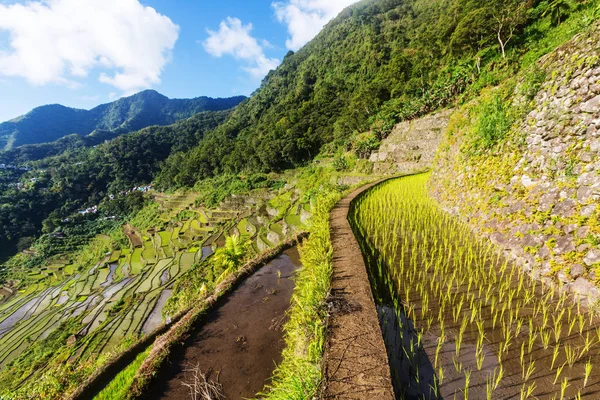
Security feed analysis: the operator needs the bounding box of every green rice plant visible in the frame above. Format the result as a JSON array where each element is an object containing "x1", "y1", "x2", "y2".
[
  {"x1": 486, "y1": 373, "x2": 494, "y2": 400},
  {"x1": 554, "y1": 363, "x2": 566, "y2": 385},
  {"x1": 580, "y1": 332, "x2": 594, "y2": 358},
  {"x1": 476, "y1": 341, "x2": 486, "y2": 371},
  {"x1": 568, "y1": 315, "x2": 577, "y2": 336},
  {"x1": 456, "y1": 317, "x2": 468, "y2": 356},
  {"x1": 494, "y1": 365, "x2": 505, "y2": 390},
  {"x1": 463, "y1": 369, "x2": 471, "y2": 399},
  {"x1": 541, "y1": 329, "x2": 552, "y2": 350},
  {"x1": 520, "y1": 381, "x2": 536, "y2": 400},
  {"x1": 551, "y1": 343, "x2": 560, "y2": 370},
  {"x1": 584, "y1": 359, "x2": 592, "y2": 388},
  {"x1": 553, "y1": 322, "x2": 563, "y2": 344},
  {"x1": 523, "y1": 358, "x2": 536, "y2": 381},
  {"x1": 564, "y1": 344, "x2": 577, "y2": 367},
  {"x1": 453, "y1": 355, "x2": 462, "y2": 373},
  {"x1": 560, "y1": 378, "x2": 569, "y2": 400},
  {"x1": 435, "y1": 336, "x2": 443, "y2": 368},
  {"x1": 527, "y1": 331, "x2": 537, "y2": 354}
]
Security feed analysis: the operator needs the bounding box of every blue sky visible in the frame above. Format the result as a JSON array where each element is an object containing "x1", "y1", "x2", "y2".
[{"x1": 0, "y1": 0, "x2": 358, "y2": 122}]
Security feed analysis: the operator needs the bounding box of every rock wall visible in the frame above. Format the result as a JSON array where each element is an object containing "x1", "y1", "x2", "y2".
[
  {"x1": 430, "y1": 23, "x2": 600, "y2": 305},
  {"x1": 369, "y1": 109, "x2": 453, "y2": 174}
]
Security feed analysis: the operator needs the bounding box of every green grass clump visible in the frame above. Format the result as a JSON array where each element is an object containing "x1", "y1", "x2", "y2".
[
  {"x1": 472, "y1": 94, "x2": 513, "y2": 152},
  {"x1": 93, "y1": 348, "x2": 150, "y2": 400},
  {"x1": 261, "y1": 191, "x2": 339, "y2": 399}
]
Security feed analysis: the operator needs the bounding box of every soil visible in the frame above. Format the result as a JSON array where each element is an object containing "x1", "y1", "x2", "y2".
[
  {"x1": 142, "y1": 247, "x2": 301, "y2": 400},
  {"x1": 123, "y1": 224, "x2": 143, "y2": 248},
  {"x1": 322, "y1": 181, "x2": 395, "y2": 399}
]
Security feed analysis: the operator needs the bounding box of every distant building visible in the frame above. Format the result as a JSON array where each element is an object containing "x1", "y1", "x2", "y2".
[{"x1": 78, "y1": 205, "x2": 99, "y2": 215}]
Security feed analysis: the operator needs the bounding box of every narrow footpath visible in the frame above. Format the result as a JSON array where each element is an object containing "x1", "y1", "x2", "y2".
[{"x1": 322, "y1": 182, "x2": 395, "y2": 399}]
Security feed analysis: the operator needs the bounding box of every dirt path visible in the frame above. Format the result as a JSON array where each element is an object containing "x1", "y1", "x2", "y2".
[
  {"x1": 142, "y1": 247, "x2": 301, "y2": 400},
  {"x1": 322, "y1": 182, "x2": 395, "y2": 399}
]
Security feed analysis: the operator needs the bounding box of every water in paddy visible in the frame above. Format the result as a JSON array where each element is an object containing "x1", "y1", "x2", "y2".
[
  {"x1": 143, "y1": 246, "x2": 302, "y2": 400},
  {"x1": 350, "y1": 175, "x2": 600, "y2": 400}
]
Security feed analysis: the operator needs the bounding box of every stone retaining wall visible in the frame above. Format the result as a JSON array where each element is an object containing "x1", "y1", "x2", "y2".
[{"x1": 430, "y1": 23, "x2": 600, "y2": 306}]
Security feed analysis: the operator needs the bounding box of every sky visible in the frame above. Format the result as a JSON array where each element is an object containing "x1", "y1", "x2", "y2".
[{"x1": 0, "y1": 0, "x2": 359, "y2": 122}]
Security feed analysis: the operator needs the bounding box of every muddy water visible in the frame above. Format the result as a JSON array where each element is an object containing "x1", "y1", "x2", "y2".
[
  {"x1": 144, "y1": 247, "x2": 301, "y2": 400},
  {"x1": 142, "y1": 289, "x2": 172, "y2": 334}
]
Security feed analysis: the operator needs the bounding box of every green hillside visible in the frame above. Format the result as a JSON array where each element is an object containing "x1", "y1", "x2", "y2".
[
  {"x1": 0, "y1": 90, "x2": 245, "y2": 151},
  {"x1": 1, "y1": 0, "x2": 600, "y2": 398}
]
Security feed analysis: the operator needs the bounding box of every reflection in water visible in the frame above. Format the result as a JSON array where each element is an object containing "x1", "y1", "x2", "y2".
[{"x1": 378, "y1": 304, "x2": 441, "y2": 400}]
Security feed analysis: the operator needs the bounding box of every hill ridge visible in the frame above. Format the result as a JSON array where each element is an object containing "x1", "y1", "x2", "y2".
[{"x1": 0, "y1": 90, "x2": 246, "y2": 150}]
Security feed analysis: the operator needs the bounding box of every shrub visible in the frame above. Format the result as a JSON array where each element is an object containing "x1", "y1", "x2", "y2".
[
  {"x1": 333, "y1": 155, "x2": 349, "y2": 171},
  {"x1": 353, "y1": 133, "x2": 381, "y2": 159},
  {"x1": 472, "y1": 94, "x2": 513, "y2": 152}
]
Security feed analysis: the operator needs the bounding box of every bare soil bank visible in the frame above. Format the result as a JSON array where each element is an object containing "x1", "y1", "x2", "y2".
[
  {"x1": 143, "y1": 247, "x2": 301, "y2": 400},
  {"x1": 322, "y1": 182, "x2": 395, "y2": 399}
]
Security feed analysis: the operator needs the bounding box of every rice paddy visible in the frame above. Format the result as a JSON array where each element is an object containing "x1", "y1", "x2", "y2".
[
  {"x1": 350, "y1": 174, "x2": 600, "y2": 399},
  {"x1": 0, "y1": 189, "x2": 310, "y2": 392}
]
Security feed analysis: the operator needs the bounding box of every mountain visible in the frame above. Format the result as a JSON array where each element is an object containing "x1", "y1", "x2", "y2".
[
  {"x1": 155, "y1": 0, "x2": 541, "y2": 186},
  {"x1": 0, "y1": 90, "x2": 246, "y2": 150}
]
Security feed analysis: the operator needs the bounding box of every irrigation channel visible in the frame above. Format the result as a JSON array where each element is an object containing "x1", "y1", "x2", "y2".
[
  {"x1": 349, "y1": 174, "x2": 600, "y2": 399},
  {"x1": 143, "y1": 246, "x2": 302, "y2": 400}
]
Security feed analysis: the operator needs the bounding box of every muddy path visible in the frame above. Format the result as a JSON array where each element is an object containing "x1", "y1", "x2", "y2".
[
  {"x1": 142, "y1": 247, "x2": 301, "y2": 400},
  {"x1": 322, "y1": 181, "x2": 395, "y2": 400}
]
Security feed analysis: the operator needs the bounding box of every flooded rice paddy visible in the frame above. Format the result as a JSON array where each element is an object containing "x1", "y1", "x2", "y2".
[{"x1": 350, "y1": 174, "x2": 600, "y2": 400}]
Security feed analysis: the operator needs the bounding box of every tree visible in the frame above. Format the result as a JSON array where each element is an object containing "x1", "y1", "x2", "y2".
[
  {"x1": 493, "y1": 0, "x2": 528, "y2": 58},
  {"x1": 450, "y1": 8, "x2": 496, "y2": 55},
  {"x1": 543, "y1": 0, "x2": 572, "y2": 26},
  {"x1": 213, "y1": 235, "x2": 251, "y2": 283}
]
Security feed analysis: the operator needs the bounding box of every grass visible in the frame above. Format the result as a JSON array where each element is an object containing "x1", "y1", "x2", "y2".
[
  {"x1": 0, "y1": 165, "x2": 367, "y2": 399},
  {"x1": 260, "y1": 191, "x2": 340, "y2": 399},
  {"x1": 92, "y1": 348, "x2": 151, "y2": 400}
]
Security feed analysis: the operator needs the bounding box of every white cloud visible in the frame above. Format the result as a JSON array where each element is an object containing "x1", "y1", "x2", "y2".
[
  {"x1": 203, "y1": 17, "x2": 279, "y2": 79},
  {"x1": 0, "y1": 0, "x2": 179, "y2": 92},
  {"x1": 79, "y1": 95, "x2": 98, "y2": 102},
  {"x1": 273, "y1": 0, "x2": 359, "y2": 50}
]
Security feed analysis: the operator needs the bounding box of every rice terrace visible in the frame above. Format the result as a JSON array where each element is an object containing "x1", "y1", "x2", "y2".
[{"x1": 2, "y1": 0, "x2": 600, "y2": 399}]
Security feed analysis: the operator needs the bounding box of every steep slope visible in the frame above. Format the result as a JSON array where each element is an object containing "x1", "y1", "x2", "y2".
[
  {"x1": 0, "y1": 90, "x2": 245, "y2": 150},
  {"x1": 155, "y1": 0, "x2": 592, "y2": 188},
  {"x1": 431, "y1": 21, "x2": 600, "y2": 304}
]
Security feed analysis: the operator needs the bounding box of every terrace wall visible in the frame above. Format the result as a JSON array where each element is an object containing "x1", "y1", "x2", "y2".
[{"x1": 430, "y1": 23, "x2": 600, "y2": 306}]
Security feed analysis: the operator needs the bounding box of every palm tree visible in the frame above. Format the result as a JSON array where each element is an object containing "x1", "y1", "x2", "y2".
[
  {"x1": 543, "y1": 0, "x2": 572, "y2": 26},
  {"x1": 213, "y1": 234, "x2": 248, "y2": 283}
]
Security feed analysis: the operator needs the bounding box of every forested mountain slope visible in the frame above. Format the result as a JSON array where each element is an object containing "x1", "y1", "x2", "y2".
[
  {"x1": 0, "y1": 110, "x2": 230, "y2": 248},
  {"x1": 155, "y1": 0, "x2": 572, "y2": 187},
  {"x1": 3, "y1": 0, "x2": 597, "y2": 265},
  {"x1": 0, "y1": 90, "x2": 245, "y2": 151}
]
